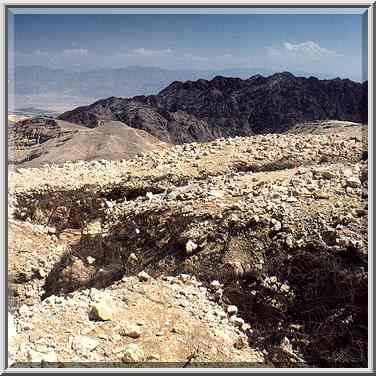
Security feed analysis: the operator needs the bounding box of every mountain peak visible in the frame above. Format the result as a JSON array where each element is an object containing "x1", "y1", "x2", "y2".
[
  {"x1": 270, "y1": 71, "x2": 296, "y2": 80},
  {"x1": 59, "y1": 73, "x2": 367, "y2": 143}
]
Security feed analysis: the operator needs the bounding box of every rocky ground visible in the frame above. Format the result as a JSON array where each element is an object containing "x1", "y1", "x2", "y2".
[{"x1": 8, "y1": 121, "x2": 368, "y2": 368}]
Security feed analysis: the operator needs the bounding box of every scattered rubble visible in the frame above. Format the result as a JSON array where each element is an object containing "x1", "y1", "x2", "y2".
[{"x1": 8, "y1": 123, "x2": 368, "y2": 368}]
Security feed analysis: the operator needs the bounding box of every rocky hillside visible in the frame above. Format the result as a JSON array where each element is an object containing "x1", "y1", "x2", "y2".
[
  {"x1": 8, "y1": 117, "x2": 169, "y2": 168},
  {"x1": 58, "y1": 73, "x2": 368, "y2": 143},
  {"x1": 8, "y1": 121, "x2": 368, "y2": 367}
]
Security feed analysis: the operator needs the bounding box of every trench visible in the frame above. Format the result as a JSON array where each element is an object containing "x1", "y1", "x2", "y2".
[{"x1": 11, "y1": 179, "x2": 368, "y2": 368}]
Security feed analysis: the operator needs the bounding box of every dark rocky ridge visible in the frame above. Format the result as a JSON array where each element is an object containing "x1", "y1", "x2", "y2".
[{"x1": 58, "y1": 73, "x2": 368, "y2": 144}]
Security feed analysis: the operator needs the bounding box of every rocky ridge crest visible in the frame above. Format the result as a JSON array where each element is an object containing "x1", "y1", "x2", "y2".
[{"x1": 58, "y1": 73, "x2": 368, "y2": 143}]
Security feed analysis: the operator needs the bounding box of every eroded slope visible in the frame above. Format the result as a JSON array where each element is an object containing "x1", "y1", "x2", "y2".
[{"x1": 8, "y1": 118, "x2": 169, "y2": 168}]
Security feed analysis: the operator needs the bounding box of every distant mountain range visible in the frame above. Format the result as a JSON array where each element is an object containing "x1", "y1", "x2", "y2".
[
  {"x1": 58, "y1": 72, "x2": 368, "y2": 144},
  {"x1": 10, "y1": 107, "x2": 60, "y2": 118},
  {"x1": 8, "y1": 65, "x2": 352, "y2": 108}
]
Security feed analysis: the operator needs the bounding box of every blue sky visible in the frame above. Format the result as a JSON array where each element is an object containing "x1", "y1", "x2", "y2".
[{"x1": 9, "y1": 12, "x2": 367, "y2": 81}]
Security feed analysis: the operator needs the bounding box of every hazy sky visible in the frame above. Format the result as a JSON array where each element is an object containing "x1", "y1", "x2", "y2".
[{"x1": 9, "y1": 12, "x2": 368, "y2": 81}]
